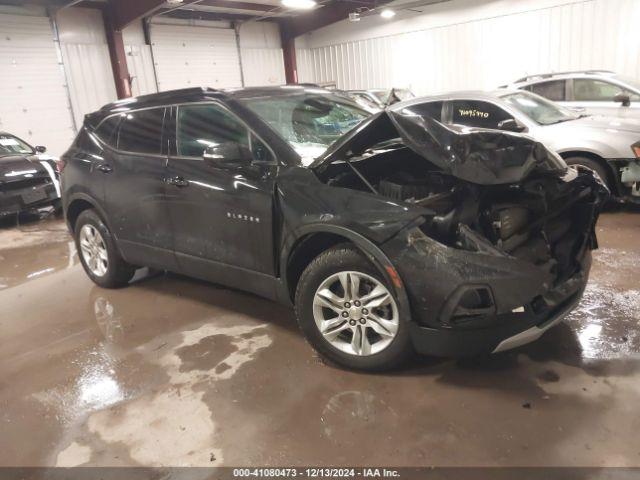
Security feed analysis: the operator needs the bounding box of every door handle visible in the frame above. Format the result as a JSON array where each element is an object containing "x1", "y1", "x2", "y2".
[
  {"x1": 166, "y1": 176, "x2": 189, "y2": 187},
  {"x1": 97, "y1": 164, "x2": 113, "y2": 174}
]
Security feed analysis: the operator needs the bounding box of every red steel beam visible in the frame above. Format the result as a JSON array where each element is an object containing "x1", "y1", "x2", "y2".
[
  {"x1": 280, "y1": 25, "x2": 298, "y2": 84},
  {"x1": 103, "y1": 5, "x2": 132, "y2": 99}
]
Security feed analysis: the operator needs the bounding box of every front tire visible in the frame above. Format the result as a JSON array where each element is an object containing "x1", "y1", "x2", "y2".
[
  {"x1": 565, "y1": 156, "x2": 610, "y2": 190},
  {"x1": 74, "y1": 209, "x2": 135, "y2": 288},
  {"x1": 295, "y1": 244, "x2": 412, "y2": 371}
]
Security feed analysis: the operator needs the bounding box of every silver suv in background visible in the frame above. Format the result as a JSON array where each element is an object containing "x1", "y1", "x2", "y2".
[
  {"x1": 394, "y1": 90, "x2": 640, "y2": 202},
  {"x1": 506, "y1": 70, "x2": 640, "y2": 119}
]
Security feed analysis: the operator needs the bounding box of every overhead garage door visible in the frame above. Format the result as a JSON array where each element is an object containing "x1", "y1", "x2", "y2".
[
  {"x1": 0, "y1": 14, "x2": 76, "y2": 156},
  {"x1": 150, "y1": 23, "x2": 242, "y2": 92}
]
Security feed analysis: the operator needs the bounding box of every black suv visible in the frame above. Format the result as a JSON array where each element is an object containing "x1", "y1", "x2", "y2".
[{"x1": 60, "y1": 86, "x2": 606, "y2": 370}]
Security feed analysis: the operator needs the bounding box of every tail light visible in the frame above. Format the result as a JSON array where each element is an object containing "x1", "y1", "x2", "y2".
[
  {"x1": 632, "y1": 142, "x2": 640, "y2": 158},
  {"x1": 56, "y1": 158, "x2": 67, "y2": 174}
]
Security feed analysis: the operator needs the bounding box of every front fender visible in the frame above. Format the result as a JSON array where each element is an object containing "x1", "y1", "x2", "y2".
[{"x1": 279, "y1": 223, "x2": 413, "y2": 323}]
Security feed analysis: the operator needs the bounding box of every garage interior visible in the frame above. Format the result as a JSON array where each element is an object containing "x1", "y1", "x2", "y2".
[{"x1": 1, "y1": 0, "x2": 640, "y2": 471}]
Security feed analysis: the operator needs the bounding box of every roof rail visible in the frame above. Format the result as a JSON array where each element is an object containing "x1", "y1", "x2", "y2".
[{"x1": 515, "y1": 70, "x2": 615, "y2": 83}]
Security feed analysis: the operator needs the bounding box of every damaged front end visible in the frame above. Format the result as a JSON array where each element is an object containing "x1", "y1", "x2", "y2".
[{"x1": 312, "y1": 110, "x2": 608, "y2": 356}]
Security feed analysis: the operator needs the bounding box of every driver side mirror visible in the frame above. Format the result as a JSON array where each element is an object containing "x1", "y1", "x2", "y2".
[
  {"x1": 614, "y1": 92, "x2": 631, "y2": 107},
  {"x1": 35, "y1": 145, "x2": 47, "y2": 153},
  {"x1": 497, "y1": 118, "x2": 526, "y2": 133},
  {"x1": 203, "y1": 142, "x2": 253, "y2": 167}
]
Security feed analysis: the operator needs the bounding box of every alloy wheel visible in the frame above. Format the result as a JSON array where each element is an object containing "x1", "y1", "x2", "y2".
[
  {"x1": 79, "y1": 224, "x2": 109, "y2": 277},
  {"x1": 312, "y1": 271, "x2": 399, "y2": 356}
]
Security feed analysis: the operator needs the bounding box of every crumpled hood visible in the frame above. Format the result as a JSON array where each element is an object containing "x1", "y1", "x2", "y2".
[{"x1": 312, "y1": 110, "x2": 567, "y2": 185}]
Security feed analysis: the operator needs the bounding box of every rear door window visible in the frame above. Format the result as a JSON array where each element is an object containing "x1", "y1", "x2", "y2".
[
  {"x1": 572, "y1": 79, "x2": 640, "y2": 101},
  {"x1": 527, "y1": 80, "x2": 566, "y2": 101},
  {"x1": 176, "y1": 103, "x2": 250, "y2": 158},
  {"x1": 449, "y1": 100, "x2": 512, "y2": 129},
  {"x1": 117, "y1": 108, "x2": 166, "y2": 155}
]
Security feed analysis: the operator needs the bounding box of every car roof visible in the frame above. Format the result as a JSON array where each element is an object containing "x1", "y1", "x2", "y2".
[
  {"x1": 85, "y1": 85, "x2": 338, "y2": 126},
  {"x1": 510, "y1": 70, "x2": 617, "y2": 86}
]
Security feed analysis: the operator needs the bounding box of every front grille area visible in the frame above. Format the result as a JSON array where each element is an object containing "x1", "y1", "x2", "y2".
[{"x1": 1, "y1": 176, "x2": 51, "y2": 192}]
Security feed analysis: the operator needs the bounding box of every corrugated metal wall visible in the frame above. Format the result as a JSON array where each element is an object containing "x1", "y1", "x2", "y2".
[
  {"x1": 0, "y1": 13, "x2": 76, "y2": 156},
  {"x1": 297, "y1": 0, "x2": 640, "y2": 95}
]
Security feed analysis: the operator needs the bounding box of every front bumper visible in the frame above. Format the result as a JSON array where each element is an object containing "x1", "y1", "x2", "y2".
[
  {"x1": 382, "y1": 225, "x2": 593, "y2": 357},
  {"x1": 407, "y1": 253, "x2": 589, "y2": 357},
  {"x1": 609, "y1": 158, "x2": 640, "y2": 202}
]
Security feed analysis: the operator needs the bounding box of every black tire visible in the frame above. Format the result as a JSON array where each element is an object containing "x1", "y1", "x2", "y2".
[
  {"x1": 74, "y1": 209, "x2": 135, "y2": 288},
  {"x1": 565, "y1": 156, "x2": 610, "y2": 190},
  {"x1": 294, "y1": 244, "x2": 412, "y2": 371}
]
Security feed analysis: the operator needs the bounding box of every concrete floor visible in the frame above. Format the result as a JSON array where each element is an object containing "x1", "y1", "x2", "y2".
[{"x1": 1, "y1": 209, "x2": 639, "y2": 468}]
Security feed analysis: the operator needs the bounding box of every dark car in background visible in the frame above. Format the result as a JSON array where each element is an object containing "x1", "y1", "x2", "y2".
[
  {"x1": 60, "y1": 86, "x2": 606, "y2": 370},
  {"x1": 0, "y1": 132, "x2": 60, "y2": 217}
]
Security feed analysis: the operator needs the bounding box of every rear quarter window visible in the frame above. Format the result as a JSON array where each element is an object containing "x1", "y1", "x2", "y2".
[{"x1": 117, "y1": 108, "x2": 166, "y2": 155}]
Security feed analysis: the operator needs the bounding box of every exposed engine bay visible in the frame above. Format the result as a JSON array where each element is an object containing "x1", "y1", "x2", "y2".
[{"x1": 317, "y1": 144, "x2": 602, "y2": 285}]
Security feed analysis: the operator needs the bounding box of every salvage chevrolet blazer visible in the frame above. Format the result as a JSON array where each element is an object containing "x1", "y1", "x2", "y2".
[{"x1": 60, "y1": 86, "x2": 607, "y2": 371}]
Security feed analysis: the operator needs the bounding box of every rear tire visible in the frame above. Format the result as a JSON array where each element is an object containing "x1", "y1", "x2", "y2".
[
  {"x1": 294, "y1": 244, "x2": 412, "y2": 371},
  {"x1": 74, "y1": 209, "x2": 135, "y2": 288}
]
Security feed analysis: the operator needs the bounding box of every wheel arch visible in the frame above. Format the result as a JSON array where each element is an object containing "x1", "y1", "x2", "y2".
[
  {"x1": 282, "y1": 225, "x2": 411, "y2": 318},
  {"x1": 65, "y1": 194, "x2": 111, "y2": 233},
  {"x1": 558, "y1": 150, "x2": 619, "y2": 194}
]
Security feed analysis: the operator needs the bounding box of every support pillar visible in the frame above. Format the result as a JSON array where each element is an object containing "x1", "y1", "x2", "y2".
[
  {"x1": 104, "y1": 8, "x2": 131, "y2": 99},
  {"x1": 280, "y1": 26, "x2": 298, "y2": 85}
]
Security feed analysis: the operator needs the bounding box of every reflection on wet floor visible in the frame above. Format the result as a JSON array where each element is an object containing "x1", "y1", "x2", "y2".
[{"x1": 1, "y1": 209, "x2": 640, "y2": 467}]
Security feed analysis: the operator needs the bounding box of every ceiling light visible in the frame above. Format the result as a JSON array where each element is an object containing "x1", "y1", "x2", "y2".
[
  {"x1": 380, "y1": 8, "x2": 396, "y2": 18},
  {"x1": 166, "y1": 0, "x2": 184, "y2": 5},
  {"x1": 282, "y1": 0, "x2": 317, "y2": 9}
]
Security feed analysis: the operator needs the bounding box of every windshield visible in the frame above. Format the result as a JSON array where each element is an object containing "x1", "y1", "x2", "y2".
[
  {"x1": 615, "y1": 74, "x2": 640, "y2": 93},
  {"x1": 371, "y1": 90, "x2": 390, "y2": 103},
  {"x1": 501, "y1": 91, "x2": 579, "y2": 125},
  {"x1": 240, "y1": 93, "x2": 369, "y2": 166},
  {"x1": 0, "y1": 133, "x2": 33, "y2": 157}
]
